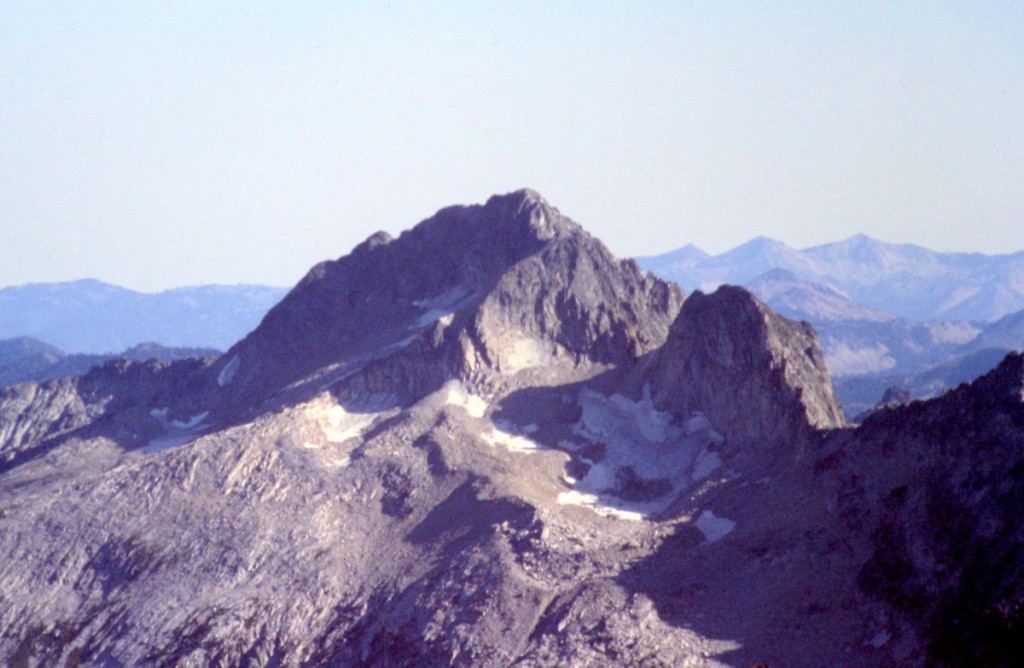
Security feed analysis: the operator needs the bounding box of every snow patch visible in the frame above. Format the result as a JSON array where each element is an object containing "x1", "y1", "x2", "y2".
[
  {"x1": 392, "y1": 334, "x2": 419, "y2": 349},
  {"x1": 172, "y1": 412, "x2": 209, "y2": 429},
  {"x1": 305, "y1": 393, "x2": 390, "y2": 445},
  {"x1": 329, "y1": 455, "x2": 351, "y2": 468},
  {"x1": 482, "y1": 421, "x2": 545, "y2": 454},
  {"x1": 316, "y1": 360, "x2": 368, "y2": 391},
  {"x1": 556, "y1": 489, "x2": 647, "y2": 521},
  {"x1": 413, "y1": 287, "x2": 469, "y2": 328},
  {"x1": 691, "y1": 450, "x2": 722, "y2": 481},
  {"x1": 573, "y1": 386, "x2": 690, "y2": 480},
  {"x1": 444, "y1": 381, "x2": 488, "y2": 418},
  {"x1": 323, "y1": 404, "x2": 381, "y2": 443},
  {"x1": 694, "y1": 510, "x2": 735, "y2": 543},
  {"x1": 218, "y1": 355, "x2": 241, "y2": 386},
  {"x1": 555, "y1": 456, "x2": 675, "y2": 522},
  {"x1": 556, "y1": 387, "x2": 726, "y2": 521}
]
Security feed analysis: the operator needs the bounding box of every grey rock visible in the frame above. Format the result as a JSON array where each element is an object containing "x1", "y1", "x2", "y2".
[
  {"x1": 640, "y1": 285, "x2": 845, "y2": 449},
  {"x1": 208, "y1": 189, "x2": 683, "y2": 418},
  {"x1": 822, "y1": 353, "x2": 1024, "y2": 666},
  {"x1": 0, "y1": 190, "x2": 1020, "y2": 667},
  {"x1": 0, "y1": 356, "x2": 218, "y2": 473}
]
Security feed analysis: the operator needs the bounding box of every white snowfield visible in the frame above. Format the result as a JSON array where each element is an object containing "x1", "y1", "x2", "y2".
[
  {"x1": 482, "y1": 421, "x2": 546, "y2": 454},
  {"x1": 444, "y1": 380, "x2": 489, "y2": 419},
  {"x1": 309, "y1": 393, "x2": 393, "y2": 445},
  {"x1": 413, "y1": 287, "x2": 470, "y2": 328},
  {"x1": 441, "y1": 381, "x2": 735, "y2": 528},
  {"x1": 217, "y1": 355, "x2": 241, "y2": 386},
  {"x1": 301, "y1": 393, "x2": 394, "y2": 468},
  {"x1": 555, "y1": 388, "x2": 729, "y2": 522},
  {"x1": 440, "y1": 378, "x2": 733, "y2": 527}
]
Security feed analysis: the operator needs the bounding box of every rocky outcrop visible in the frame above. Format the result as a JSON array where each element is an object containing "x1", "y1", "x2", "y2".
[
  {"x1": 851, "y1": 385, "x2": 913, "y2": 422},
  {"x1": 0, "y1": 356, "x2": 217, "y2": 473},
  {"x1": 641, "y1": 285, "x2": 844, "y2": 449},
  {"x1": 210, "y1": 189, "x2": 683, "y2": 414}
]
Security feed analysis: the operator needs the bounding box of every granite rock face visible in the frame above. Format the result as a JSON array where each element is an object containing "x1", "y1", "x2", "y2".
[
  {"x1": 0, "y1": 191, "x2": 1020, "y2": 667},
  {"x1": 0, "y1": 357, "x2": 216, "y2": 473},
  {"x1": 642, "y1": 285, "x2": 845, "y2": 449},
  {"x1": 208, "y1": 189, "x2": 683, "y2": 417}
]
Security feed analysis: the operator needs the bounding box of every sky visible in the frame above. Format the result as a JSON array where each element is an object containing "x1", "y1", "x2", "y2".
[{"x1": 2, "y1": 1, "x2": 1022, "y2": 291}]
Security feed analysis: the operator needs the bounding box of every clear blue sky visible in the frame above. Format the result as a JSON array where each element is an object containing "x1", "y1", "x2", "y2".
[{"x1": 2, "y1": 1, "x2": 1022, "y2": 291}]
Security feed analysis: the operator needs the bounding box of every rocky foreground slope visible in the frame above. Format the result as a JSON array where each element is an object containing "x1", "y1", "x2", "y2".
[{"x1": 1, "y1": 190, "x2": 1021, "y2": 666}]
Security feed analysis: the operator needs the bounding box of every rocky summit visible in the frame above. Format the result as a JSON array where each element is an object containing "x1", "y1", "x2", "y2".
[{"x1": 0, "y1": 190, "x2": 1021, "y2": 667}]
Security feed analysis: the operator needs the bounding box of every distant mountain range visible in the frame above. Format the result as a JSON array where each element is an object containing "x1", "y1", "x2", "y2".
[
  {"x1": 639, "y1": 234, "x2": 1024, "y2": 322},
  {"x1": 0, "y1": 280, "x2": 287, "y2": 353},
  {"x1": 0, "y1": 336, "x2": 220, "y2": 389},
  {"x1": 640, "y1": 236, "x2": 1024, "y2": 416},
  {"x1": 736, "y1": 268, "x2": 1024, "y2": 416}
]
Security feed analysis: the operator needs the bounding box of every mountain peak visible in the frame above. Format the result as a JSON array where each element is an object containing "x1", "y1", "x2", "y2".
[
  {"x1": 745, "y1": 268, "x2": 896, "y2": 324},
  {"x1": 712, "y1": 236, "x2": 808, "y2": 273},
  {"x1": 478, "y1": 188, "x2": 576, "y2": 243},
  {"x1": 351, "y1": 230, "x2": 394, "y2": 256},
  {"x1": 487, "y1": 187, "x2": 546, "y2": 208},
  {"x1": 736, "y1": 236, "x2": 791, "y2": 252},
  {"x1": 211, "y1": 190, "x2": 683, "y2": 414}
]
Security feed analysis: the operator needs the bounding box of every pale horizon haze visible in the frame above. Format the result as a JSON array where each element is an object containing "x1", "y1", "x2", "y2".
[{"x1": 2, "y1": 2, "x2": 1022, "y2": 291}]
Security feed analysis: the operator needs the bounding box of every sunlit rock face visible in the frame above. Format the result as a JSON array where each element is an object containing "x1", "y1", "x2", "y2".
[{"x1": 0, "y1": 191, "x2": 1020, "y2": 667}]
